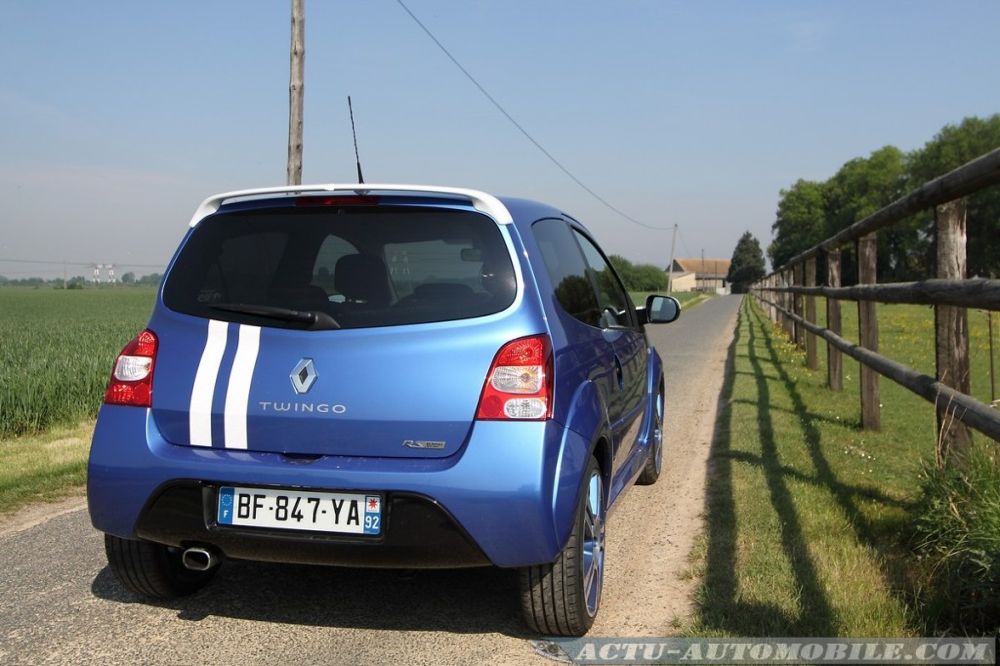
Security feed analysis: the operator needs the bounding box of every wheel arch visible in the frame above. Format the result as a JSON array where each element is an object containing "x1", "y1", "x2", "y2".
[{"x1": 550, "y1": 379, "x2": 612, "y2": 556}]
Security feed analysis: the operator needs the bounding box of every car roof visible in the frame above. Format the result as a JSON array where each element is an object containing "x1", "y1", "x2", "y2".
[{"x1": 191, "y1": 183, "x2": 569, "y2": 231}]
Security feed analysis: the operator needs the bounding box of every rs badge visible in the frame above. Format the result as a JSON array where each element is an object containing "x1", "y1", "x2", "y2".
[{"x1": 402, "y1": 440, "x2": 446, "y2": 450}]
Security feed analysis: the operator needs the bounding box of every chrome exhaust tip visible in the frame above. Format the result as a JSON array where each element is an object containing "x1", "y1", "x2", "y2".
[{"x1": 181, "y1": 546, "x2": 218, "y2": 571}]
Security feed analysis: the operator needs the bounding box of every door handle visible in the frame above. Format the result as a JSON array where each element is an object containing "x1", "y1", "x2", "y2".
[{"x1": 614, "y1": 356, "x2": 624, "y2": 390}]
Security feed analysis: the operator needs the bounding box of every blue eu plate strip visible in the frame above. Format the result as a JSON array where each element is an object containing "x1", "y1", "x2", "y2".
[{"x1": 217, "y1": 487, "x2": 235, "y2": 525}]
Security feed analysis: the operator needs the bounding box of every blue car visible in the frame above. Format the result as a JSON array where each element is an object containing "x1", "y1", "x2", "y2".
[{"x1": 88, "y1": 184, "x2": 680, "y2": 636}]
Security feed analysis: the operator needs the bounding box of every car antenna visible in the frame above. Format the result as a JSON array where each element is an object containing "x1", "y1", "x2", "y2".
[{"x1": 348, "y1": 96, "x2": 364, "y2": 184}]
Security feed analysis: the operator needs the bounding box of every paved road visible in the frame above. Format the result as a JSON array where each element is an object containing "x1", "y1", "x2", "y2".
[{"x1": 0, "y1": 295, "x2": 742, "y2": 666}]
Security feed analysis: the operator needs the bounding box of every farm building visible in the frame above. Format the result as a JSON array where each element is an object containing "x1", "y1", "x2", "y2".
[{"x1": 667, "y1": 258, "x2": 731, "y2": 293}]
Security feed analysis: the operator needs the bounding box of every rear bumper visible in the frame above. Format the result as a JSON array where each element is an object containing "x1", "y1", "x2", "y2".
[
  {"x1": 135, "y1": 483, "x2": 489, "y2": 568},
  {"x1": 87, "y1": 406, "x2": 591, "y2": 568}
]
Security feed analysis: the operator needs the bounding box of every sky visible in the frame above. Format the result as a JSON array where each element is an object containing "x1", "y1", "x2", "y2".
[{"x1": 1, "y1": 0, "x2": 999, "y2": 279}]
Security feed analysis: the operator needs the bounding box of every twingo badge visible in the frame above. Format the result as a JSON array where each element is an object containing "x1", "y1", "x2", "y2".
[{"x1": 402, "y1": 440, "x2": 446, "y2": 450}]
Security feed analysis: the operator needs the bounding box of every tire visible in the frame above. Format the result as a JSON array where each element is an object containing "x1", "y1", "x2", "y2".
[
  {"x1": 104, "y1": 534, "x2": 217, "y2": 599},
  {"x1": 519, "y1": 456, "x2": 605, "y2": 636},
  {"x1": 636, "y1": 384, "x2": 664, "y2": 485}
]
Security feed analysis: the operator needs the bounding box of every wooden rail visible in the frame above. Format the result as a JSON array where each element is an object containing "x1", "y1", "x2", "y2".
[
  {"x1": 759, "y1": 278, "x2": 1000, "y2": 310},
  {"x1": 751, "y1": 147, "x2": 1000, "y2": 461},
  {"x1": 755, "y1": 294, "x2": 1000, "y2": 442}
]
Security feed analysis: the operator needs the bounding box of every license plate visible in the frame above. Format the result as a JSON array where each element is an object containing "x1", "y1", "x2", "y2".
[{"x1": 217, "y1": 486, "x2": 382, "y2": 535}]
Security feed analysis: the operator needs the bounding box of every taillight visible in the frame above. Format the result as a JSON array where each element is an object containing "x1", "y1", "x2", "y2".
[
  {"x1": 475, "y1": 335, "x2": 553, "y2": 420},
  {"x1": 104, "y1": 329, "x2": 158, "y2": 407}
]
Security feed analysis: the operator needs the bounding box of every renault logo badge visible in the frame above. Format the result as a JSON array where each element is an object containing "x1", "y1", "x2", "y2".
[{"x1": 290, "y1": 358, "x2": 318, "y2": 395}]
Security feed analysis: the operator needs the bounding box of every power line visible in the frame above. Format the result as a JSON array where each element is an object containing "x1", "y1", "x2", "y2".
[
  {"x1": 394, "y1": 0, "x2": 671, "y2": 232},
  {"x1": 676, "y1": 228, "x2": 694, "y2": 259}
]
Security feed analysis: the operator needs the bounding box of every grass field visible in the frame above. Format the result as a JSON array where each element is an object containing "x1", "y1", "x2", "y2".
[
  {"x1": 689, "y1": 296, "x2": 998, "y2": 636},
  {"x1": 0, "y1": 287, "x2": 156, "y2": 439},
  {"x1": 0, "y1": 287, "x2": 156, "y2": 515}
]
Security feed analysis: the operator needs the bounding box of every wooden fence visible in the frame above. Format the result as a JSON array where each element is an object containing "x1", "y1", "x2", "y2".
[{"x1": 750, "y1": 148, "x2": 1000, "y2": 461}]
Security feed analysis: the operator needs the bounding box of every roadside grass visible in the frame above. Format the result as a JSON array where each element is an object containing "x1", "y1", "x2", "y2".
[
  {"x1": 688, "y1": 296, "x2": 998, "y2": 636},
  {"x1": 0, "y1": 421, "x2": 93, "y2": 517}
]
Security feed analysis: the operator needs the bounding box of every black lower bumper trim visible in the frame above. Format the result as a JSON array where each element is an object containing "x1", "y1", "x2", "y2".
[{"x1": 134, "y1": 482, "x2": 491, "y2": 569}]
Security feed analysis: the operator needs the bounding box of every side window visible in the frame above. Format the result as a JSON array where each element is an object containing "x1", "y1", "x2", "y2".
[
  {"x1": 532, "y1": 219, "x2": 601, "y2": 327},
  {"x1": 572, "y1": 229, "x2": 635, "y2": 328}
]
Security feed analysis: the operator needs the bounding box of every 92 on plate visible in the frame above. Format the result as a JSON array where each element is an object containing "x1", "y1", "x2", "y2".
[{"x1": 217, "y1": 486, "x2": 382, "y2": 535}]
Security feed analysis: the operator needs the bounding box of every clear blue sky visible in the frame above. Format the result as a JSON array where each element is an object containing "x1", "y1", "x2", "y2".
[{"x1": 1, "y1": 1, "x2": 998, "y2": 278}]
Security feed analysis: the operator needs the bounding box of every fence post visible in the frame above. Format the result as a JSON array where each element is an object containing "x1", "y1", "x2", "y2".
[
  {"x1": 826, "y1": 250, "x2": 843, "y2": 391},
  {"x1": 793, "y1": 263, "x2": 805, "y2": 349},
  {"x1": 784, "y1": 269, "x2": 794, "y2": 338},
  {"x1": 758, "y1": 275, "x2": 774, "y2": 321},
  {"x1": 805, "y1": 257, "x2": 818, "y2": 370},
  {"x1": 935, "y1": 198, "x2": 972, "y2": 462},
  {"x1": 857, "y1": 233, "x2": 880, "y2": 430},
  {"x1": 770, "y1": 273, "x2": 779, "y2": 324},
  {"x1": 759, "y1": 275, "x2": 774, "y2": 321},
  {"x1": 778, "y1": 272, "x2": 787, "y2": 333}
]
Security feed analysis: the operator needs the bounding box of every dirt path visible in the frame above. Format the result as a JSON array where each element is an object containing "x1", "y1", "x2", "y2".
[
  {"x1": 0, "y1": 296, "x2": 742, "y2": 665},
  {"x1": 593, "y1": 295, "x2": 741, "y2": 635}
]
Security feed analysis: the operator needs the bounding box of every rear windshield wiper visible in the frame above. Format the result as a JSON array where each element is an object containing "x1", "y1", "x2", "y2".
[{"x1": 210, "y1": 303, "x2": 340, "y2": 329}]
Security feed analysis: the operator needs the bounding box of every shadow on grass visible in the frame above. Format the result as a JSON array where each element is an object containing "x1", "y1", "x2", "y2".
[
  {"x1": 697, "y1": 303, "x2": 835, "y2": 634},
  {"x1": 696, "y1": 300, "x2": 915, "y2": 635}
]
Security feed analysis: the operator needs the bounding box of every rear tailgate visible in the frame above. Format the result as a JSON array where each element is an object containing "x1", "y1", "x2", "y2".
[{"x1": 150, "y1": 317, "x2": 524, "y2": 458}]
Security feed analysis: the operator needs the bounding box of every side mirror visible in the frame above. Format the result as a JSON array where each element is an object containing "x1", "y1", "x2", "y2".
[{"x1": 645, "y1": 294, "x2": 681, "y2": 324}]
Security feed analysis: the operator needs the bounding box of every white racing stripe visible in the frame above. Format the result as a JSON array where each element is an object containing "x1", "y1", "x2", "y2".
[
  {"x1": 223, "y1": 325, "x2": 261, "y2": 449},
  {"x1": 189, "y1": 320, "x2": 229, "y2": 446}
]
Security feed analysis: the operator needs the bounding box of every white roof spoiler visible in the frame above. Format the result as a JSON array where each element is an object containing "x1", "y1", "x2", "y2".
[{"x1": 188, "y1": 183, "x2": 514, "y2": 227}]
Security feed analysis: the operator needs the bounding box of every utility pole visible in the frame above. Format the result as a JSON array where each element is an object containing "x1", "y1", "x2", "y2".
[
  {"x1": 666, "y1": 224, "x2": 678, "y2": 295},
  {"x1": 286, "y1": 0, "x2": 305, "y2": 185}
]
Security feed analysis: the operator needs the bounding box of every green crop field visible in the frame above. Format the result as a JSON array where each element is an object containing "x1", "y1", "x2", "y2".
[{"x1": 0, "y1": 287, "x2": 157, "y2": 438}]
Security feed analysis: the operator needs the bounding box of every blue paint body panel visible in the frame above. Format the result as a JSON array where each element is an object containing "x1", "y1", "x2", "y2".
[{"x1": 87, "y1": 191, "x2": 666, "y2": 569}]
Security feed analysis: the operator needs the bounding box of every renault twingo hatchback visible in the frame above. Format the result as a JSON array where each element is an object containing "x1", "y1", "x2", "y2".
[{"x1": 88, "y1": 184, "x2": 680, "y2": 636}]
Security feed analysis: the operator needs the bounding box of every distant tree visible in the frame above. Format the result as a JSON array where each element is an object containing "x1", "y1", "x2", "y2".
[
  {"x1": 0, "y1": 275, "x2": 7, "y2": 284},
  {"x1": 822, "y1": 146, "x2": 907, "y2": 234},
  {"x1": 909, "y1": 115, "x2": 1000, "y2": 277},
  {"x1": 137, "y1": 272, "x2": 163, "y2": 286},
  {"x1": 727, "y1": 232, "x2": 766, "y2": 293},
  {"x1": 120, "y1": 272, "x2": 136, "y2": 285},
  {"x1": 766, "y1": 117, "x2": 1000, "y2": 284},
  {"x1": 768, "y1": 179, "x2": 826, "y2": 269},
  {"x1": 632, "y1": 263, "x2": 668, "y2": 291},
  {"x1": 822, "y1": 145, "x2": 915, "y2": 281},
  {"x1": 608, "y1": 255, "x2": 668, "y2": 291}
]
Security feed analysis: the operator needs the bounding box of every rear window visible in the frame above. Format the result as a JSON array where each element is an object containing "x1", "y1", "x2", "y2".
[{"x1": 163, "y1": 206, "x2": 517, "y2": 329}]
